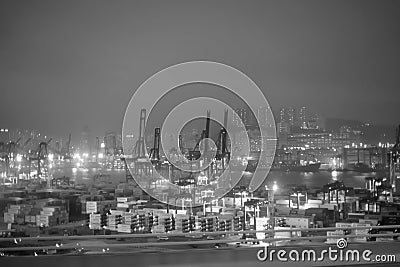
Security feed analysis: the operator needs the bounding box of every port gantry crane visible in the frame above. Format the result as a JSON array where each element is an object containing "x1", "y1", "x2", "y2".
[
  {"x1": 47, "y1": 138, "x2": 66, "y2": 164},
  {"x1": 188, "y1": 110, "x2": 211, "y2": 161},
  {"x1": 149, "y1": 127, "x2": 161, "y2": 167},
  {"x1": 95, "y1": 136, "x2": 100, "y2": 164},
  {"x1": 134, "y1": 109, "x2": 147, "y2": 161},
  {"x1": 28, "y1": 138, "x2": 52, "y2": 180},
  {"x1": 173, "y1": 110, "x2": 231, "y2": 187},
  {"x1": 118, "y1": 139, "x2": 135, "y2": 183},
  {"x1": 61, "y1": 133, "x2": 72, "y2": 160},
  {"x1": 53, "y1": 135, "x2": 73, "y2": 162},
  {"x1": 17, "y1": 137, "x2": 32, "y2": 164},
  {"x1": 173, "y1": 111, "x2": 213, "y2": 188},
  {"x1": 215, "y1": 109, "x2": 230, "y2": 170},
  {"x1": 132, "y1": 109, "x2": 150, "y2": 176}
]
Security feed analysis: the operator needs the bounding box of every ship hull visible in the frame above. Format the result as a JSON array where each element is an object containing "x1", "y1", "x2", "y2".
[{"x1": 245, "y1": 161, "x2": 321, "y2": 172}]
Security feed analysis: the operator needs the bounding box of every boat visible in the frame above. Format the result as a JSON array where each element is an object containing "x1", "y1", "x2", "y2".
[
  {"x1": 244, "y1": 159, "x2": 321, "y2": 172},
  {"x1": 347, "y1": 162, "x2": 375, "y2": 173},
  {"x1": 287, "y1": 162, "x2": 321, "y2": 172},
  {"x1": 271, "y1": 160, "x2": 321, "y2": 172}
]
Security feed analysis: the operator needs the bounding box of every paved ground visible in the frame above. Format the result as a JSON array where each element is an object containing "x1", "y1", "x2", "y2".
[{"x1": 1, "y1": 241, "x2": 400, "y2": 267}]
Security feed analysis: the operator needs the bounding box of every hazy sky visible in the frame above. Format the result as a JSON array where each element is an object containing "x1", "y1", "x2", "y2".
[{"x1": 1, "y1": 0, "x2": 399, "y2": 140}]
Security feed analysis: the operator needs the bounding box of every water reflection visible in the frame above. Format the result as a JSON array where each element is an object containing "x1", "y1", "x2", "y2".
[
  {"x1": 264, "y1": 170, "x2": 372, "y2": 189},
  {"x1": 52, "y1": 166, "x2": 379, "y2": 190},
  {"x1": 331, "y1": 170, "x2": 338, "y2": 180}
]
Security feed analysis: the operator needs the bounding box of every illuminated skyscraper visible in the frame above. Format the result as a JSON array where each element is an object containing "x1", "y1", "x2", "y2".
[
  {"x1": 279, "y1": 107, "x2": 295, "y2": 126},
  {"x1": 287, "y1": 107, "x2": 295, "y2": 126},
  {"x1": 233, "y1": 108, "x2": 249, "y2": 127},
  {"x1": 299, "y1": 106, "x2": 307, "y2": 128}
]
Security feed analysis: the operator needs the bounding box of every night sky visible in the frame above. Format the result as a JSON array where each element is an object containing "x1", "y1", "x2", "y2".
[{"x1": 1, "y1": 0, "x2": 400, "y2": 140}]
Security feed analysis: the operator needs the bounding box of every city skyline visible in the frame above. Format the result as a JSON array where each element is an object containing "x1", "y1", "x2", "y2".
[{"x1": 0, "y1": 103, "x2": 397, "y2": 144}]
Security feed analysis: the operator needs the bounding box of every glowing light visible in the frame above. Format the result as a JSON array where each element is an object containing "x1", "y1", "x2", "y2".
[
  {"x1": 98, "y1": 153, "x2": 104, "y2": 159},
  {"x1": 100, "y1": 142, "x2": 105, "y2": 148},
  {"x1": 76, "y1": 162, "x2": 81, "y2": 168},
  {"x1": 16, "y1": 154, "x2": 22, "y2": 162},
  {"x1": 73, "y1": 153, "x2": 80, "y2": 159},
  {"x1": 82, "y1": 153, "x2": 89, "y2": 158},
  {"x1": 272, "y1": 181, "x2": 278, "y2": 192},
  {"x1": 48, "y1": 153, "x2": 54, "y2": 161}
]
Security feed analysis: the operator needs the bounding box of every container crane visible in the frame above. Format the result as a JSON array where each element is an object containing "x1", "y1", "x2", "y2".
[
  {"x1": 134, "y1": 109, "x2": 147, "y2": 161},
  {"x1": 149, "y1": 128, "x2": 161, "y2": 166},
  {"x1": 174, "y1": 111, "x2": 212, "y2": 187},
  {"x1": 29, "y1": 138, "x2": 52, "y2": 179},
  {"x1": 18, "y1": 138, "x2": 32, "y2": 162},
  {"x1": 22, "y1": 138, "x2": 31, "y2": 150},
  {"x1": 188, "y1": 110, "x2": 211, "y2": 161},
  {"x1": 216, "y1": 109, "x2": 230, "y2": 169},
  {"x1": 96, "y1": 136, "x2": 100, "y2": 163},
  {"x1": 64, "y1": 133, "x2": 72, "y2": 160}
]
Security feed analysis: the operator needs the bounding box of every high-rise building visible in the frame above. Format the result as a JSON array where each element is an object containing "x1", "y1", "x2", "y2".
[
  {"x1": 233, "y1": 108, "x2": 250, "y2": 127},
  {"x1": 256, "y1": 106, "x2": 275, "y2": 129},
  {"x1": 287, "y1": 107, "x2": 295, "y2": 126},
  {"x1": 277, "y1": 122, "x2": 290, "y2": 135},
  {"x1": 299, "y1": 106, "x2": 307, "y2": 128},
  {"x1": 279, "y1": 107, "x2": 296, "y2": 126},
  {"x1": 280, "y1": 106, "x2": 324, "y2": 130},
  {"x1": 308, "y1": 113, "x2": 321, "y2": 129},
  {"x1": 279, "y1": 108, "x2": 286, "y2": 123}
]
